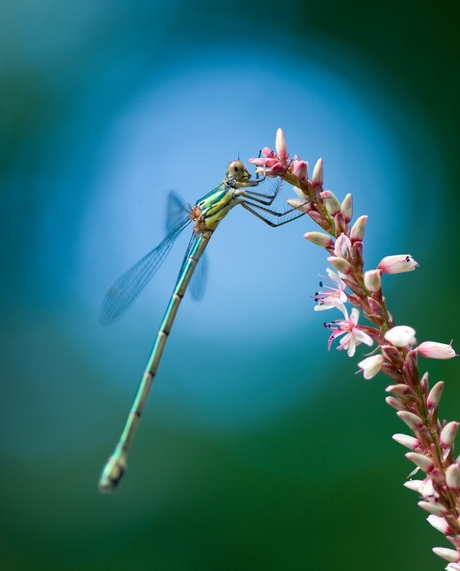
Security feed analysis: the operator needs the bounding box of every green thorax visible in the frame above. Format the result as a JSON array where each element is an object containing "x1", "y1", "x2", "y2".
[{"x1": 194, "y1": 182, "x2": 235, "y2": 231}]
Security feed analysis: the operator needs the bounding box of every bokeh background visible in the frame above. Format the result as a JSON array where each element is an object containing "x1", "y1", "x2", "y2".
[{"x1": 2, "y1": 1, "x2": 460, "y2": 569}]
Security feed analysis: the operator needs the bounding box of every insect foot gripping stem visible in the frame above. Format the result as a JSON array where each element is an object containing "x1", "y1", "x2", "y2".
[{"x1": 98, "y1": 449, "x2": 128, "y2": 493}]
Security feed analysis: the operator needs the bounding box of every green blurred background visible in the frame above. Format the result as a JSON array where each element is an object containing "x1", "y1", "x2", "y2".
[{"x1": 2, "y1": 0, "x2": 460, "y2": 569}]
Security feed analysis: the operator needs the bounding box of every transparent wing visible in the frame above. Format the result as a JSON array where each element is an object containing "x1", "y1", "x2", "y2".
[
  {"x1": 166, "y1": 191, "x2": 191, "y2": 234},
  {"x1": 100, "y1": 217, "x2": 191, "y2": 325},
  {"x1": 167, "y1": 190, "x2": 207, "y2": 301},
  {"x1": 189, "y1": 250, "x2": 208, "y2": 301}
]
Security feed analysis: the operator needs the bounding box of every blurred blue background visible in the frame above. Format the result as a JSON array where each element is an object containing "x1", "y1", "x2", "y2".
[{"x1": 1, "y1": 1, "x2": 460, "y2": 569}]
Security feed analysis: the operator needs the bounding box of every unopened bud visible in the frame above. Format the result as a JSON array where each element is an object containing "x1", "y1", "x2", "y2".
[
  {"x1": 418, "y1": 501, "x2": 448, "y2": 516},
  {"x1": 392, "y1": 433, "x2": 420, "y2": 450},
  {"x1": 404, "y1": 480, "x2": 423, "y2": 493},
  {"x1": 275, "y1": 128, "x2": 287, "y2": 161},
  {"x1": 334, "y1": 234, "x2": 351, "y2": 259},
  {"x1": 311, "y1": 158, "x2": 323, "y2": 185},
  {"x1": 327, "y1": 256, "x2": 352, "y2": 275},
  {"x1": 287, "y1": 198, "x2": 311, "y2": 213},
  {"x1": 378, "y1": 254, "x2": 419, "y2": 274},
  {"x1": 432, "y1": 547, "x2": 460, "y2": 563},
  {"x1": 320, "y1": 191, "x2": 341, "y2": 216},
  {"x1": 386, "y1": 384, "x2": 416, "y2": 398},
  {"x1": 417, "y1": 341, "x2": 457, "y2": 360},
  {"x1": 292, "y1": 159, "x2": 307, "y2": 181},
  {"x1": 364, "y1": 269, "x2": 382, "y2": 293},
  {"x1": 304, "y1": 232, "x2": 334, "y2": 248},
  {"x1": 427, "y1": 381, "x2": 444, "y2": 408},
  {"x1": 386, "y1": 396, "x2": 405, "y2": 411},
  {"x1": 397, "y1": 410, "x2": 424, "y2": 430},
  {"x1": 441, "y1": 422, "x2": 459, "y2": 447},
  {"x1": 350, "y1": 215, "x2": 367, "y2": 243},
  {"x1": 446, "y1": 463, "x2": 460, "y2": 489},
  {"x1": 427, "y1": 515, "x2": 452, "y2": 535},
  {"x1": 420, "y1": 371, "x2": 429, "y2": 394},
  {"x1": 340, "y1": 194, "x2": 353, "y2": 223},
  {"x1": 406, "y1": 452, "x2": 434, "y2": 473}
]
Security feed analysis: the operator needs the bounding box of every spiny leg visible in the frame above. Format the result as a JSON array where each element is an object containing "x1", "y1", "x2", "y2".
[
  {"x1": 240, "y1": 200, "x2": 305, "y2": 228},
  {"x1": 240, "y1": 191, "x2": 278, "y2": 206},
  {"x1": 238, "y1": 179, "x2": 283, "y2": 206}
]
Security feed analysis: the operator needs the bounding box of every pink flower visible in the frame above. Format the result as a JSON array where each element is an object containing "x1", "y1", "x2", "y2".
[
  {"x1": 420, "y1": 477, "x2": 438, "y2": 500},
  {"x1": 404, "y1": 476, "x2": 438, "y2": 499},
  {"x1": 249, "y1": 129, "x2": 322, "y2": 192},
  {"x1": 416, "y1": 341, "x2": 457, "y2": 359},
  {"x1": 325, "y1": 302, "x2": 374, "y2": 357},
  {"x1": 378, "y1": 254, "x2": 419, "y2": 274},
  {"x1": 249, "y1": 154, "x2": 283, "y2": 178},
  {"x1": 249, "y1": 128, "x2": 290, "y2": 177},
  {"x1": 357, "y1": 354, "x2": 384, "y2": 379},
  {"x1": 313, "y1": 269, "x2": 348, "y2": 311}
]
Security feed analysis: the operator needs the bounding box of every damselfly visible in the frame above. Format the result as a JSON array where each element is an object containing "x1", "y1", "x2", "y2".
[{"x1": 98, "y1": 160, "x2": 303, "y2": 492}]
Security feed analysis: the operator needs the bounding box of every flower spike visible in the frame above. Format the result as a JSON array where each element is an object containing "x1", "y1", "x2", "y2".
[{"x1": 254, "y1": 129, "x2": 460, "y2": 563}]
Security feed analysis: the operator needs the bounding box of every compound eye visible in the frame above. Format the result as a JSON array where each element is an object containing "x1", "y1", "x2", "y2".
[{"x1": 227, "y1": 160, "x2": 246, "y2": 180}]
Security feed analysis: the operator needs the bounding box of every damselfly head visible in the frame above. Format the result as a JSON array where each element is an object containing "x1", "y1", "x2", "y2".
[{"x1": 226, "y1": 160, "x2": 250, "y2": 182}]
